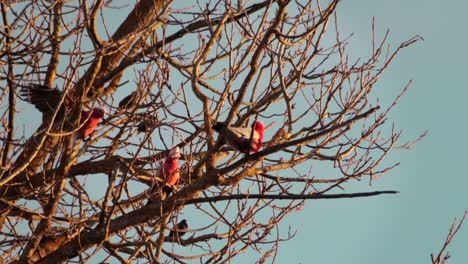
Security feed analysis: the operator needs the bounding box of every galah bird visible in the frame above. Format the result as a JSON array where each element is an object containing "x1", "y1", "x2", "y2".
[
  {"x1": 168, "y1": 219, "x2": 188, "y2": 239},
  {"x1": 213, "y1": 121, "x2": 265, "y2": 154},
  {"x1": 118, "y1": 91, "x2": 139, "y2": 109},
  {"x1": 19, "y1": 84, "x2": 105, "y2": 140},
  {"x1": 147, "y1": 147, "x2": 181, "y2": 203},
  {"x1": 75, "y1": 108, "x2": 106, "y2": 140},
  {"x1": 163, "y1": 147, "x2": 181, "y2": 186}
]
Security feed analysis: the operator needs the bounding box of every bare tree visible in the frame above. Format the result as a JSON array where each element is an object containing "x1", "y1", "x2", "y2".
[{"x1": 0, "y1": 0, "x2": 424, "y2": 263}]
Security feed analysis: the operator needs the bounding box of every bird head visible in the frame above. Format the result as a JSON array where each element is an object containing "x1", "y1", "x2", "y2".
[
  {"x1": 92, "y1": 107, "x2": 106, "y2": 118},
  {"x1": 169, "y1": 147, "x2": 181, "y2": 159},
  {"x1": 254, "y1": 121, "x2": 265, "y2": 134}
]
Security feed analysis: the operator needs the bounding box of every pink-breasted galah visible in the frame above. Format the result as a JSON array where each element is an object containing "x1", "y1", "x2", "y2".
[
  {"x1": 147, "y1": 147, "x2": 181, "y2": 204},
  {"x1": 19, "y1": 84, "x2": 105, "y2": 140},
  {"x1": 213, "y1": 121, "x2": 265, "y2": 154},
  {"x1": 163, "y1": 147, "x2": 181, "y2": 186},
  {"x1": 76, "y1": 108, "x2": 106, "y2": 140}
]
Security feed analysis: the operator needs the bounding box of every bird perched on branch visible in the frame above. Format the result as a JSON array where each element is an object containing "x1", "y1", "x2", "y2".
[
  {"x1": 168, "y1": 219, "x2": 188, "y2": 240},
  {"x1": 213, "y1": 120, "x2": 265, "y2": 154},
  {"x1": 19, "y1": 84, "x2": 105, "y2": 140},
  {"x1": 137, "y1": 120, "x2": 150, "y2": 133},
  {"x1": 147, "y1": 147, "x2": 181, "y2": 203},
  {"x1": 136, "y1": 115, "x2": 158, "y2": 134},
  {"x1": 163, "y1": 147, "x2": 181, "y2": 186},
  {"x1": 75, "y1": 108, "x2": 106, "y2": 140},
  {"x1": 118, "y1": 91, "x2": 139, "y2": 110}
]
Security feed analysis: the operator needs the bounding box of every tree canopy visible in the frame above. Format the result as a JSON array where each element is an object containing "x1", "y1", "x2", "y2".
[{"x1": 0, "y1": 0, "x2": 423, "y2": 262}]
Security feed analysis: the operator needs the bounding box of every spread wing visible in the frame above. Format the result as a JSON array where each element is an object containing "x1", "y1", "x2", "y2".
[
  {"x1": 19, "y1": 84, "x2": 64, "y2": 113},
  {"x1": 118, "y1": 91, "x2": 138, "y2": 109}
]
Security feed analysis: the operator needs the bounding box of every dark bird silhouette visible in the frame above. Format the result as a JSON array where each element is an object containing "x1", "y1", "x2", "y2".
[
  {"x1": 169, "y1": 219, "x2": 188, "y2": 239},
  {"x1": 136, "y1": 116, "x2": 159, "y2": 133},
  {"x1": 137, "y1": 120, "x2": 150, "y2": 133},
  {"x1": 118, "y1": 91, "x2": 139, "y2": 109},
  {"x1": 19, "y1": 84, "x2": 69, "y2": 114}
]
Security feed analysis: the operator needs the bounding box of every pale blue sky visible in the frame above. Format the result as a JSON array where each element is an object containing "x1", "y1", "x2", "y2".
[{"x1": 275, "y1": 0, "x2": 468, "y2": 263}]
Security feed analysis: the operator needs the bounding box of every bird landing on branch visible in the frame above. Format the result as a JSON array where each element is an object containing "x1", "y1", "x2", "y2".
[{"x1": 213, "y1": 121, "x2": 265, "y2": 154}]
